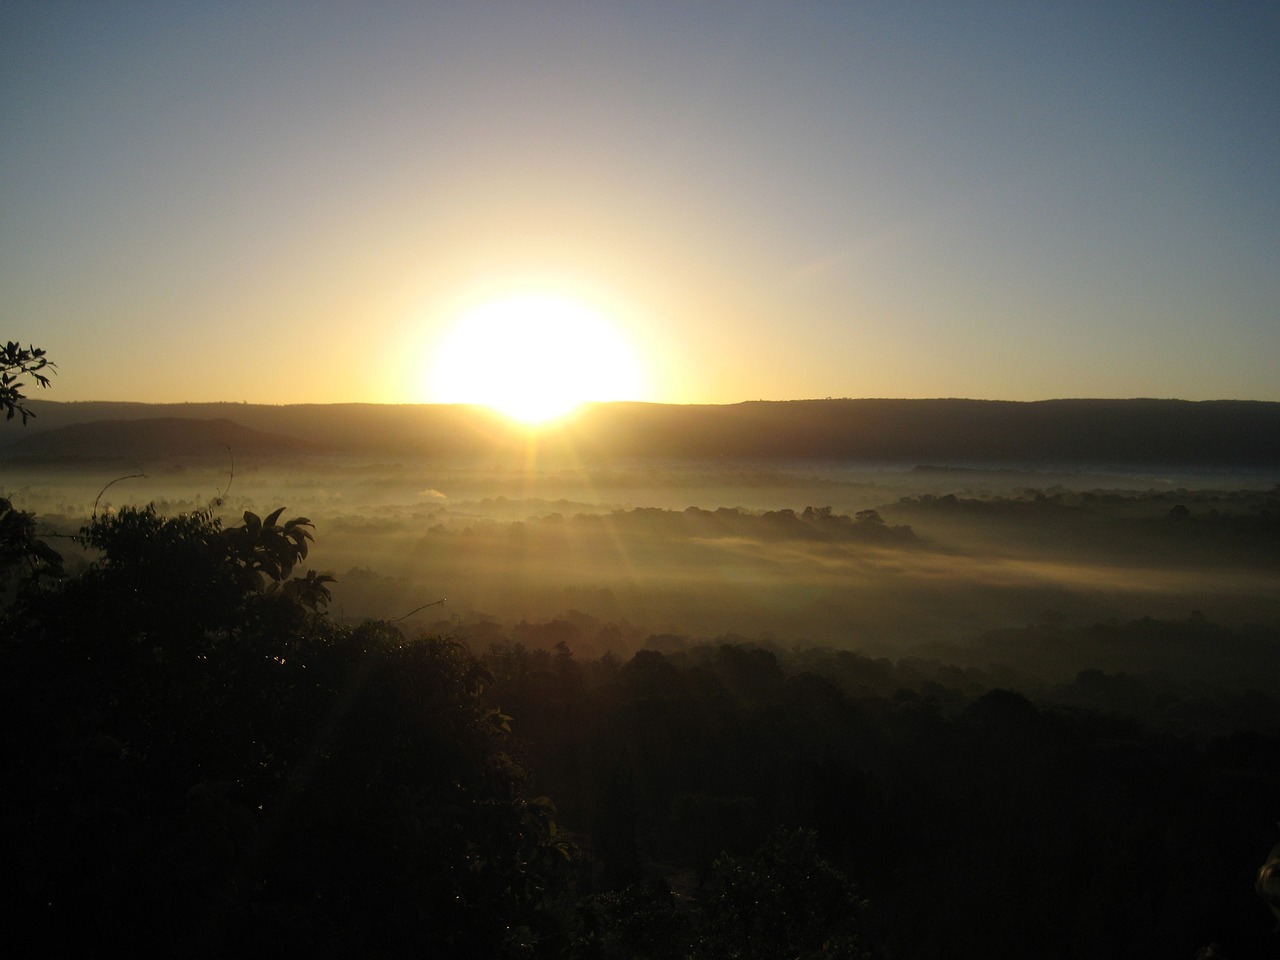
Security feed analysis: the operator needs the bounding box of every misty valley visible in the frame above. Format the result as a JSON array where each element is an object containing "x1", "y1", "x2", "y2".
[
  {"x1": 3, "y1": 405, "x2": 1280, "y2": 957},
  {"x1": 12, "y1": 453, "x2": 1278, "y2": 657}
]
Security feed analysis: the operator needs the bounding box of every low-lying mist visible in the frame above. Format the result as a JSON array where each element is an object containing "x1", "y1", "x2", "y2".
[{"x1": 10, "y1": 456, "x2": 1277, "y2": 661}]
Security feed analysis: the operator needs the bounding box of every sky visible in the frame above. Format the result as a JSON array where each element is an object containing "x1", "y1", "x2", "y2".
[{"x1": 3, "y1": 1, "x2": 1278, "y2": 406}]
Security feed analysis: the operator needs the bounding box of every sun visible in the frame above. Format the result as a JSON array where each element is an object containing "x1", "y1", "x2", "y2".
[{"x1": 426, "y1": 294, "x2": 647, "y2": 424}]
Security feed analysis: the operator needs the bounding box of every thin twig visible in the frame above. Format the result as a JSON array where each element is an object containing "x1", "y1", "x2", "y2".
[
  {"x1": 92, "y1": 472, "x2": 147, "y2": 520},
  {"x1": 389, "y1": 598, "x2": 447, "y2": 623},
  {"x1": 211, "y1": 445, "x2": 235, "y2": 507}
]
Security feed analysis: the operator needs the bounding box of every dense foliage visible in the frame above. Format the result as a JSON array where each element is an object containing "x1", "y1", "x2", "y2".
[
  {"x1": 0, "y1": 340, "x2": 55, "y2": 424},
  {"x1": 481, "y1": 633, "x2": 1280, "y2": 958},
  {"x1": 0, "y1": 506, "x2": 570, "y2": 957},
  {"x1": 2, "y1": 498, "x2": 1277, "y2": 957},
  {"x1": 0, "y1": 495, "x2": 64, "y2": 599}
]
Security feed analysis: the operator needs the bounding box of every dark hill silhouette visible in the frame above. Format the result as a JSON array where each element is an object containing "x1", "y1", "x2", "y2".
[
  {"x1": 568, "y1": 398, "x2": 1280, "y2": 467},
  {"x1": 2, "y1": 417, "x2": 320, "y2": 464},
  {"x1": 5, "y1": 398, "x2": 1279, "y2": 468}
]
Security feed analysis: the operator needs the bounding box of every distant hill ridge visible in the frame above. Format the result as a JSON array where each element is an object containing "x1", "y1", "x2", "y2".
[
  {"x1": 4, "y1": 399, "x2": 1278, "y2": 468},
  {"x1": 2, "y1": 416, "x2": 319, "y2": 463}
]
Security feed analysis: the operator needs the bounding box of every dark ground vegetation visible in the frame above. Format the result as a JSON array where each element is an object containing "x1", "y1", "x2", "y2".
[{"x1": 1, "y1": 499, "x2": 1278, "y2": 958}]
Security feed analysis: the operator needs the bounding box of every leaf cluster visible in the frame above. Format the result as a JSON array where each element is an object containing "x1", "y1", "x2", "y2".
[
  {"x1": 0, "y1": 341, "x2": 55, "y2": 424},
  {"x1": 692, "y1": 828, "x2": 868, "y2": 960},
  {"x1": 80, "y1": 504, "x2": 334, "y2": 612}
]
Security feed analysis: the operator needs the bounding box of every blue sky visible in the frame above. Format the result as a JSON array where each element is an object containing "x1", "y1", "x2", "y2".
[{"x1": 3, "y1": 1, "x2": 1277, "y2": 404}]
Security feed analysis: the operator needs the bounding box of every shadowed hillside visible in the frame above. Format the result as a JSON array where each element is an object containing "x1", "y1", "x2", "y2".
[
  {"x1": 7, "y1": 398, "x2": 1280, "y2": 468},
  {"x1": 2, "y1": 417, "x2": 320, "y2": 463}
]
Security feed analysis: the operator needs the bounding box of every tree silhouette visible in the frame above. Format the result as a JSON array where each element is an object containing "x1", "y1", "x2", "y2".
[
  {"x1": 693, "y1": 827, "x2": 867, "y2": 960},
  {"x1": 0, "y1": 340, "x2": 54, "y2": 423},
  {"x1": 0, "y1": 505, "x2": 573, "y2": 957},
  {"x1": 0, "y1": 496, "x2": 64, "y2": 600},
  {"x1": 0, "y1": 341, "x2": 62, "y2": 597}
]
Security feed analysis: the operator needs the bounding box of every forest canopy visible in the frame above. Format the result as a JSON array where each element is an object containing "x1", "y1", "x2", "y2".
[{"x1": 3, "y1": 501, "x2": 1278, "y2": 956}]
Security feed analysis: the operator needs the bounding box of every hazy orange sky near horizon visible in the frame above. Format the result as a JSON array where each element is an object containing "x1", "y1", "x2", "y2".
[{"x1": 3, "y1": 2, "x2": 1278, "y2": 407}]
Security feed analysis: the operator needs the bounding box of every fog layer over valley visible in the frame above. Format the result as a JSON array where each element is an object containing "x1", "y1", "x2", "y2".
[{"x1": 10, "y1": 428, "x2": 1277, "y2": 668}]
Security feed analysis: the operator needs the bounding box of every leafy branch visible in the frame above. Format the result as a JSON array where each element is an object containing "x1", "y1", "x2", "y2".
[{"x1": 1, "y1": 341, "x2": 56, "y2": 425}]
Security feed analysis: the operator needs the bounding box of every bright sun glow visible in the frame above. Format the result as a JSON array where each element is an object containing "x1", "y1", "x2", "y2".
[{"x1": 427, "y1": 294, "x2": 646, "y2": 424}]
